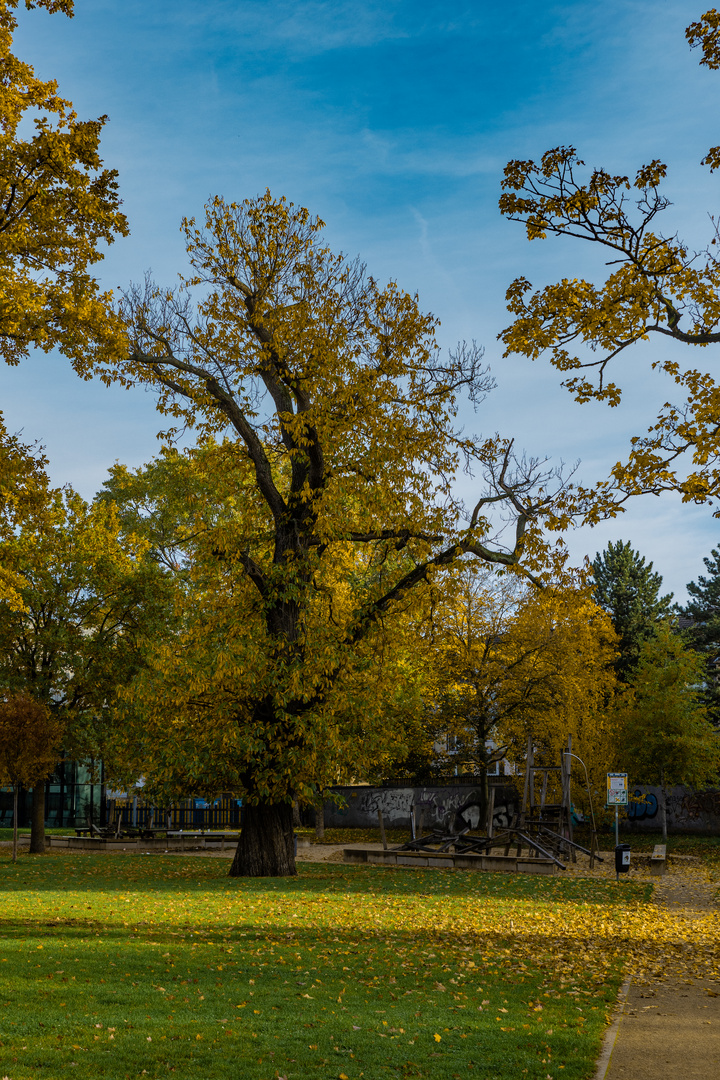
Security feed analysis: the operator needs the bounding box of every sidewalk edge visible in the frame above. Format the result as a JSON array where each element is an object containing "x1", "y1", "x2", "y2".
[{"x1": 593, "y1": 975, "x2": 632, "y2": 1080}]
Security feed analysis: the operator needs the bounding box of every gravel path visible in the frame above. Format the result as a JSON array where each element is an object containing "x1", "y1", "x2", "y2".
[{"x1": 601, "y1": 863, "x2": 719, "y2": 1080}]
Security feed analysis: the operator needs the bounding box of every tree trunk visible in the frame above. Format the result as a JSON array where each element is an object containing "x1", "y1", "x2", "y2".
[
  {"x1": 292, "y1": 800, "x2": 301, "y2": 828},
  {"x1": 12, "y1": 785, "x2": 18, "y2": 863},
  {"x1": 229, "y1": 800, "x2": 296, "y2": 877},
  {"x1": 659, "y1": 766, "x2": 668, "y2": 841},
  {"x1": 29, "y1": 784, "x2": 46, "y2": 854},
  {"x1": 315, "y1": 795, "x2": 325, "y2": 841}
]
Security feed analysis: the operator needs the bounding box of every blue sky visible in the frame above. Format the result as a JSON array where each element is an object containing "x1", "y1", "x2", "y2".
[{"x1": 5, "y1": 0, "x2": 719, "y2": 598}]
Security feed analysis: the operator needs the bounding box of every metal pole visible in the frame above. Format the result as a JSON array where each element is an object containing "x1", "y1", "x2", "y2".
[{"x1": 615, "y1": 803, "x2": 620, "y2": 882}]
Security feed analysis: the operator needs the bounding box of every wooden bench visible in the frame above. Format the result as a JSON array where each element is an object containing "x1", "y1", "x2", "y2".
[
  {"x1": 650, "y1": 843, "x2": 667, "y2": 876},
  {"x1": 166, "y1": 831, "x2": 239, "y2": 851}
]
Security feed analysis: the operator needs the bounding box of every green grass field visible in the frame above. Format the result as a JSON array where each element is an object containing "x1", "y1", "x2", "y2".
[{"x1": 0, "y1": 852, "x2": 649, "y2": 1080}]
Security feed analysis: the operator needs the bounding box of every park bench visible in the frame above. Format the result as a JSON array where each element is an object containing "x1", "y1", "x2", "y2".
[
  {"x1": 76, "y1": 823, "x2": 160, "y2": 840},
  {"x1": 650, "y1": 843, "x2": 667, "y2": 876},
  {"x1": 166, "y1": 831, "x2": 238, "y2": 851}
]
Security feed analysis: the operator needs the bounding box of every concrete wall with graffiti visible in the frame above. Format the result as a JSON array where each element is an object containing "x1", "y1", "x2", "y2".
[
  {"x1": 625, "y1": 785, "x2": 720, "y2": 833},
  {"x1": 324, "y1": 783, "x2": 518, "y2": 833}
]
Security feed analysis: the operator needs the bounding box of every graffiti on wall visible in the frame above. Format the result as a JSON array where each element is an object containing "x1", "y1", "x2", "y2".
[
  {"x1": 626, "y1": 789, "x2": 658, "y2": 821},
  {"x1": 681, "y1": 789, "x2": 720, "y2": 818},
  {"x1": 325, "y1": 784, "x2": 517, "y2": 832},
  {"x1": 624, "y1": 785, "x2": 720, "y2": 833},
  {"x1": 327, "y1": 783, "x2": 720, "y2": 833}
]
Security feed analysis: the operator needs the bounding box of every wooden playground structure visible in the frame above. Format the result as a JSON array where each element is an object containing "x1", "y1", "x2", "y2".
[{"x1": 389, "y1": 736, "x2": 603, "y2": 872}]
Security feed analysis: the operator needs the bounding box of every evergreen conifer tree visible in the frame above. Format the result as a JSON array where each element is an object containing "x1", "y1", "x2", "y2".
[
  {"x1": 679, "y1": 548, "x2": 720, "y2": 726},
  {"x1": 592, "y1": 541, "x2": 673, "y2": 681}
]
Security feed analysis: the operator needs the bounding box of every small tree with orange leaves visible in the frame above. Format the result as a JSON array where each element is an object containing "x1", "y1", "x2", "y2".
[{"x1": 0, "y1": 693, "x2": 63, "y2": 861}]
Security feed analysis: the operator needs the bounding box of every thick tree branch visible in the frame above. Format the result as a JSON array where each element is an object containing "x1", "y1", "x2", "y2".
[{"x1": 129, "y1": 349, "x2": 287, "y2": 524}]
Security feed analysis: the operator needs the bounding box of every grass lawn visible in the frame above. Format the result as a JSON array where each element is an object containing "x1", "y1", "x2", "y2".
[{"x1": 0, "y1": 853, "x2": 649, "y2": 1080}]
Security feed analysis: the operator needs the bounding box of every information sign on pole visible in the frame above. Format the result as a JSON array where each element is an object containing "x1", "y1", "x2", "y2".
[
  {"x1": 607, "y1": 772, "x2": 628, "y2": 851},
  {"x1": 606, "y1": 773, "x2": 628, "y2": 806}
]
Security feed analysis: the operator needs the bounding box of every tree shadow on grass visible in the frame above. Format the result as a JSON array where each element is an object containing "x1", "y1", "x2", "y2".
[{"x1": 0, "y1": 852, "x2": 650, "y2": 906}]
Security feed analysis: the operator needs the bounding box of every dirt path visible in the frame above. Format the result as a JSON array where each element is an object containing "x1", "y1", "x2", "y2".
[{"x1": 601, "y1": 868, "x2": 720, "y2": 1080}]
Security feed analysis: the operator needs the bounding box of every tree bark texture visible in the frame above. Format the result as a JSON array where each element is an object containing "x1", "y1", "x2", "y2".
[
  {"x1": 29, "y1": 784, "x2": 46, "y2": 854},
  {"x1": 229, "y1": 800, "x2": 296, "y2": 877}
]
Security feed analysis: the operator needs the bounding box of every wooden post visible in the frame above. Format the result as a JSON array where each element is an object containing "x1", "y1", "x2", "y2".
[
  {"x1": 487, "y1": 785, "x2": 496, "y2": 840},
  {"x1": 522, "y1": 735, "x2": 533, "y2": 816},
  {"x1": 566, "y1": 736, "x2": 576, "y2": 862},
  {"x1": 12, "y1": 784, "x2": 18, "y2": 863},
  {"x1": 377, "y1": 809, "x2": 387, "y2": 850}
]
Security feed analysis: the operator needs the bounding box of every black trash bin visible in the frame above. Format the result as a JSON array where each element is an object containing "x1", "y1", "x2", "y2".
[{"x1": 614, "y1": 843, "x2": 631, "y2": 877}]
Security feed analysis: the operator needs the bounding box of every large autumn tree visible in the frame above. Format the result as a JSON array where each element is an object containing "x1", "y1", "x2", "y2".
[
  {"x1": 82, "y1": 192, "x2": 565, "y2": 877},
  {"x1": 0, "y1": 485, "x2": 168, "y2": 850},
  {"x1": 100, "y1": 443, "x2": 428, "y2": 814},
  {"x1": 498, "y1": 9, "x2": 720, "y2": 513},
  {"x1": 0, "y1": 0, "x2": 127, "y2": 587}
]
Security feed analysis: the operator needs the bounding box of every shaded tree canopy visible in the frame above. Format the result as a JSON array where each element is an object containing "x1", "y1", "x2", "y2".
[
  {"x1": 0, "y1": 690, "x2": 63, "y2": 860},
  {"x1": 416, "y1": 564, "x2": 618, "y2": 813},
  {"x1": 614, "y1": 623, "x2": 720, "y2": 836},
  {"x1": 592, "y1": 541, "x2": 673, "y2": 681},
  {"x1": 0, "y1": 417, "x2": 50, "y2": 608},
  {"x1": 0, "y1": 690, "x2": 62, "y2": 788},
  {"x1": 0, "y1": 485, "x2": 170, "y2": 767}
]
